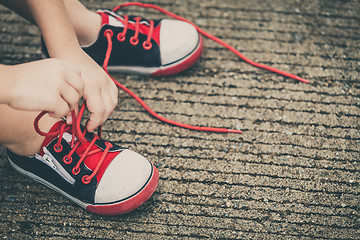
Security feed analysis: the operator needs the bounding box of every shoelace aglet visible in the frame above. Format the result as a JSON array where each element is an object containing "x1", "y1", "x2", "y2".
[
  {"x1": 295, "y1": 76, "x2": 310, "y2": 84},
  {"x1": 227, "y1": 129, "x2": 242, "y2": 134}
]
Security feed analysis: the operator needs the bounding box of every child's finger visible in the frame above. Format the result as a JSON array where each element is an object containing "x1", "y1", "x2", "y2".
[
  {"x1": 60, "y1": 84, "x2": 81, "y2": 112},
  {"x1": 108, "y1": 79, "x2": 118, "y2": 107},
  {"x1": 64, "y1": 72, "x2": 85, "y2": 97},
  {"x1": 100, "y1": 88, "x2": 116, "y2": 124},
  {"x1": 85, "y1": 91, "x2": 105, "y2": 132},
  {"x1": 47, "y1": 97, "x2": 70, "y2": 119}
]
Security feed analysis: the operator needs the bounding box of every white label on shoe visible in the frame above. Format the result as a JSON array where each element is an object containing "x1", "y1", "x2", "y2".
[
  {"x1": 62, "y1": 132, "x2": 76, "y2": 143},
  {"x1": 36, "y1": 148, "x2": 76, "y2": 185},
  {"x1": 108, "y1": 15, "x2": 125, "y2": 27}
]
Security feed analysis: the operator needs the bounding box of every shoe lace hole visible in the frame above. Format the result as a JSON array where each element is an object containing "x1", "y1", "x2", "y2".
[
  {"x1": 130, "y1": 36, "x2": 139, "y2": 45},
  {"x1": 82, "y1": 175, "x2": 91, "y2": 184},
  {"x1": 143, "y1": 41, "x2": 152, "y2": 50},
  {"x1": 63, "y1": 155, "x2": 72, "y2": 164},
  {"x1": 117, "y1": 33, "x2": 126, "y2": 42},
  {"x1": 54, "y1": 144, "x2": 63, "y2": 153},
  {"x1": 104, "y1": 29, "x2": 113, "y2": 38},
  {"x1": 72, "y1": 167, "x2": 80, "y2": 175}
]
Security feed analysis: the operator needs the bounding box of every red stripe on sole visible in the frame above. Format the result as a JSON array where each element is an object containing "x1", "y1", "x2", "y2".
[{"x1": 151, "y1": 36, "x2": 203, "y2": 77}]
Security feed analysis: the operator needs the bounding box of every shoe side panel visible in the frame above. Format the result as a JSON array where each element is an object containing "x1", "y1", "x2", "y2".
[{"x1": 83, "y1": 25, "x2": 161, "y2": 67}]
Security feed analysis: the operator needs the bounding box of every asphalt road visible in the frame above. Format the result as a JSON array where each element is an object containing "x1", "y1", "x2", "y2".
[{"x1": 1, "y1": 0, "x2": 359, "y2": 239}]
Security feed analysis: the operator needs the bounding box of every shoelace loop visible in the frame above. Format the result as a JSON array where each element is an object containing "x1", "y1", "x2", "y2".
[
  {"x1": 103, "y1": 2, "x2": 312, "y2": 134},
  {"x1": 34, "y1": 104, "x2": 111, "y2": 185}
]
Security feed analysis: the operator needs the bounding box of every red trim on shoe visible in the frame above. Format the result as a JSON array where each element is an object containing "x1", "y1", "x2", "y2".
[
  {"x1": 84, "y1": 151, "x2": 119, "y2": 183},
  {"x1": 99, "y1": 11, "x2": 110, "y2": 25},
  {"x1": 149, "y1": 20, "x2": 160, "y2": 46},
  {"x1": 151, "y1": 36, "x2": 203, "y2": 77},
  {"x1": 98, "y1": 10, "x2": 160, "y2": 46},
  {"x1": 86, "y1": 162, "x2": 159, "y2": 216}
]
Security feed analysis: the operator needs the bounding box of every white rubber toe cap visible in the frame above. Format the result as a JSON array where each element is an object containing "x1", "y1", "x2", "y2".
[
  {"x1": 94, "y1": 149, "x2": 152, "y2": 204},
  {"x1": 159, "y1": 19, "x2": 200, "y2": 65}
]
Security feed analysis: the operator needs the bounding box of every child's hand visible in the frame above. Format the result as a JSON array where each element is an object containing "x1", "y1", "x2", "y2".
[
  {"x1": 25, "y1": 0, "x2": 117, "y2": 132},
  {"x1": 1, "y1": 59, "x2": 84, "y2": 121},
  {"x1": 59, "y1": 50, "x2": 118, "y2": 132}
]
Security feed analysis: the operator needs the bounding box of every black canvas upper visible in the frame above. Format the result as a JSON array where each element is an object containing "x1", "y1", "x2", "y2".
[
  {"x1": 41, "y1": 12, "x2": 163, "y2": 68},
  {"x1": 83, "y1": 23, "x2": 162, "y2": 67},
  {"x1": 7, "y1": 130, "x2": 126, "y2": 204}
]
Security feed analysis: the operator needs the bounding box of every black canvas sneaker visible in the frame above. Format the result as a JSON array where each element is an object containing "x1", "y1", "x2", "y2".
[
  {"x1": 42, "y1": 9, "x2": 203, "y2": 76},
  {"x1": 7, "y1": 120, "x2": 159, "y2": 216}
]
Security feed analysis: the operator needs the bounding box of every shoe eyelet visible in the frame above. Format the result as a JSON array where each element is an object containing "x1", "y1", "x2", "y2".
[
  {"x1": 130, "y1": 36, "x2": 139, "y2": 45},
  {"x1": 104, "y1": 29, "x2": 113, "y2": 38},
  {"x1": 105, "y1": 142, "x2": 113, "y2": 148},
  {"x1": 63, "y1": 155, "x2": 72, "y2": 164},
  {"x1": 54, "y1": 143, "x2": 63, "y2": 153},
  {"x1": 72, "y1": 167, "x2": 80, "y2": 175},
  {"x1": 82, "y1": 175, "x2": 91, "y2": 184},
  {"x1": 117, "y1": 33, "x2": 126, "y2": 42},
  {"x1": 143, "y1": 41, "x2": 152, "y2": 50}
]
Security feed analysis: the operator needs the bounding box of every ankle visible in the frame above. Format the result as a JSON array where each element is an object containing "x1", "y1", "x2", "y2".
[{"x1": 5, "y1": 116, "x2": 59, "y2": 156}]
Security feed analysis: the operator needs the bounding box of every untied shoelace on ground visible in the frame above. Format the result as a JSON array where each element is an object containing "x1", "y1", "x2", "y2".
[
  {"x1": 34, "y1": 2, "x2": 310, "y2": 181},
  {"x1": 102, "y1": 2, "x2": 309, "y2": 134}
]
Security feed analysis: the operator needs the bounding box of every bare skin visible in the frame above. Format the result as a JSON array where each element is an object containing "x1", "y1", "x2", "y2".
[{"x1": 0, "y1": 0, "x2": 113, "y2": 155}]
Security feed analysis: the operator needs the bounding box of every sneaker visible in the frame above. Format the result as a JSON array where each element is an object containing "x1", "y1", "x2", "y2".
[
  {"x1": 7, "y1": 120, "x2": 159, "y2": 216},
  {"x1": 42, "y1": 10, "x2": 203, "y2": 76}
]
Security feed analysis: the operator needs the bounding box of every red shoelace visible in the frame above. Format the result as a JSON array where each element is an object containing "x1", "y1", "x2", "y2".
[
  {"x1": 103, "y1": 29, "x2": 242, "y2": 133},
  {"x1": 112, "y1": 2, "x2": 309, "y2": 84},
  {"x1": 34, "y1": 104, "x2": 112, "y2": 184},
  {"x1": 112, "y1": 14, "x2": 155, "y2": 50},
  {"x1": 32, "y1": 2, "x2": 309, "y2": 183},
  {"x1": 102, "y1": 2, "x2": 309, "y2": 134},
  {"x1": 34, "y1": 2, "x2": 310, "y2": 149}
]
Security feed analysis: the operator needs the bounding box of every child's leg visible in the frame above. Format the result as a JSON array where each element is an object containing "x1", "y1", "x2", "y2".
[
  {"x1": 62, "y1": 0, "x2": 102, "y2": 45},
  {"x1": 0, "y1": 104, "x2": 59, "y2": 156},
  {"x1": 1, "y1": 0, "x2": 101, "y2": 45}
]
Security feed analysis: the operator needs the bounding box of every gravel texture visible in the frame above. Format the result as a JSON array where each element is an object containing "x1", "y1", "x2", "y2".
[{"x1": 0, "y1": 0, "x2": 359, "y2": 239}]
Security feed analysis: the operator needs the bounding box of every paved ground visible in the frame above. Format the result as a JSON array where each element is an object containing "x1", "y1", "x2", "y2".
[{"x1": 0, "y1": 0, "x2": 359, "y2": 239}]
